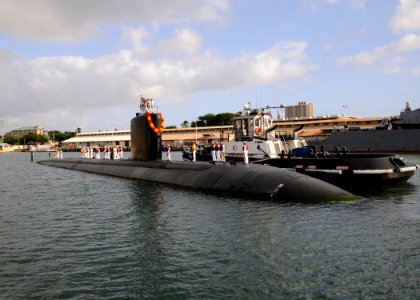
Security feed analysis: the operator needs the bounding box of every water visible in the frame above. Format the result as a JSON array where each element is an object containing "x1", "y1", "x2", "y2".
[{"x1": 1, "y1": 152, "x2": 419, "y2": 299}]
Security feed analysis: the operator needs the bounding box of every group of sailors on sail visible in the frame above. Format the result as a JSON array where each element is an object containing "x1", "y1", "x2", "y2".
[{"x1": 80, "y1": 146, "x2": 124, "y2": 160}]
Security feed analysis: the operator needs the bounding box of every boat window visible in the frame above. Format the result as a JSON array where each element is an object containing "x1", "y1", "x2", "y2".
[
  {"x1": 391, "y1": 158, "x2": 406, "y2": 167},
  {"x1": 255, "y1": 117, "x2": 261, "y2": 128},
  {"x1": 265, "y1": 116, "x2": 272, "y2": 128},
  {"x1": 234, "y1": 120, "x2": 241, "y2": 131}
]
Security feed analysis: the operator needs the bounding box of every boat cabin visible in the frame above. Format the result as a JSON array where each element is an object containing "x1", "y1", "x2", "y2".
[{"x1": 233, "y1": 105, "x2": 276, "y2": 141}]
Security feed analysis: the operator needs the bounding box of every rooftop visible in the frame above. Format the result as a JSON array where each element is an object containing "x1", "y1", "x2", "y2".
[{"x1": 9, "y1": 125, "x2": 44, "y2": 131}]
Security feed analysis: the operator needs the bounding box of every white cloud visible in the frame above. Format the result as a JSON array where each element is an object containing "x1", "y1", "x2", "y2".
[
  {"x1": 389, "y1": 0, "x2": 420, "y2": 33},
  {"x1": 301, "y1": 0, "x2": 365, "y2": 11},
  {"x1": 337, "y1": 33, "x2": 420, "y2": 67},
  {"x1": 0, "y1": 0, "x2": 230, "y2": 41},
  {"x1": 0, "y1": 39, "x2": 317, "y2": 131},
  {"x1": 382, "y1": 65, "x2": 401, "y2": 75},
  {"x1": 350, "y1": 0, "x2": 366, "y2": 10},
  {"x1": 120, "y1": 27, "x2": 150, "y2": 56},
  {"x1": 410, "y1": 66, "x2": 420, "y2": 76},
  {"x1": 158, "y1": 29, "x2": 203, "y2": 55},
  {"x1": 323, "y1": 42, "x2": 337, "y2": 52},
  {"x1": 0, "y1": 1, "x2": 320, "y2": 131}
]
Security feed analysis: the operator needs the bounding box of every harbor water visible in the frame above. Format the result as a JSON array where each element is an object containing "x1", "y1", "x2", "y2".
[{"x1": 0, "y1": 152, "x2": 419, "y2": 299}]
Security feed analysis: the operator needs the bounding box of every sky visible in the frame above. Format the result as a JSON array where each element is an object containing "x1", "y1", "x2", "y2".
[{"x1": 1, "y1": 0, "x2": 420, "y2": 133}]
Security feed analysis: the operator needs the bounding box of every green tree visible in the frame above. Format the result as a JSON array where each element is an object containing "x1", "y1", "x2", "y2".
[
  {"x1": 212, "y1": 113, "x2": 239, "y2": 125},
  {"x1": 193, "y1": 112, "x2": 240, "y2": 127},
  {"x1": 181, "y1": 120, "x2": 190, "y2": 128},
  {"x1": 200, "y1": 113, "x2": 215, "y2": 126},
  {"x1": 24, "y1": 132, "x2": 48, "y2": 144},
  {"x1": 49, "y1": 131, "x2": 76, "y2": 142},
  {"x1": 3, "y1": 134, "x2": 17, "y2": 145},
  {"x1": 165, "y1": 125, "x2": 177, "y2": 129}
]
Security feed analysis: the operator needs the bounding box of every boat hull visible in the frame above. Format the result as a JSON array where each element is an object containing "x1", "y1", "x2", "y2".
[
  {"x1": 184, "y1": 149, "x2": 418, "y2": 192},
  {"x1": 313, "y1": 129, "x2": 420, "y2": 154},
  {"x1": 253, "y1": 154, "x2": 418, "y2": 192}
]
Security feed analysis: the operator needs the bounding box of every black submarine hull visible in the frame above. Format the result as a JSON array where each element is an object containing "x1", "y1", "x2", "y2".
[
  {"x1": 37, "y1": 159, "x2": 356, "y2": 202},
  {"x1": 183, "y1": 148, "x2": 418, "y2": 192}
]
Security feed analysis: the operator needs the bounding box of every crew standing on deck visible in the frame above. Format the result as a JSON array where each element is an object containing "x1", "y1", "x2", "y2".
[
  {"x1": 55, "y1": 148, "x2": 63, "y2": 159},
  {"x1": 167, "y1": 145, "x2": 171, "y2": 161},
  {"x1": 216, "y1": 142, "x2": 221, "y2": 161},
  {"x1": 113, "y1": 146, "x2": 118, "y2": 159},
  {"x1": 243, "y1": 142, "x2": 249, "y2": 164},
  {"x1": 221, "y1": 142, "x2": 225, "y2": 162},
  {"x1": 119, "y1": 146, "x2": 124, "y2": 159},
  {"x1": 104, "y1": 146, "x2": 109, "y2": 159},
  {"x1": 96, "y1": 146, "x2": 101, "y2": 159},
  {"x1": 192, "y1": 142, "x2": 197, "y2": 162},
  {"x1": 211, "y1": 142, "x2": 216, "y2": 162}
]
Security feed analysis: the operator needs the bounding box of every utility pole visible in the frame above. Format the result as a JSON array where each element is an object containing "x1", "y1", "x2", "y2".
[
  {"x1": 0, "y1": 120, "x2": 3, "y2": 143},
  {"x1": 195, "y1": 118, "x2": 198, "y2": 144},
  {"x1": 343, "y1": 105, "x2": 348, "y2": 128}
]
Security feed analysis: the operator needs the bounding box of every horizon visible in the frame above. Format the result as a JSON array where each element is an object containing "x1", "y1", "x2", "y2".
[{"x1": 2, "y1": 101, "x2": 403, "y2": 134}]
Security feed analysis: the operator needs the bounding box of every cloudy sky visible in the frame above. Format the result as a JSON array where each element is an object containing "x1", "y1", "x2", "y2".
[{"x1": 1, "y1": 0, "x2": 420, "y2": 133}]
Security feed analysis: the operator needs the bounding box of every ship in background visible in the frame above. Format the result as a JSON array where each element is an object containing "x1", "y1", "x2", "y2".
[{"x1": 312, "y1": 102, "x2": 420, "y2": 154}]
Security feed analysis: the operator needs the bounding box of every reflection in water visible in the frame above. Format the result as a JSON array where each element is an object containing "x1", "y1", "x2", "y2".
[
  {"x1": 356, "y1": 181, "x2": 417, "y2": 199},
  {"x1": 0, "y1": 153, "x2": 419, "y2": 298}
]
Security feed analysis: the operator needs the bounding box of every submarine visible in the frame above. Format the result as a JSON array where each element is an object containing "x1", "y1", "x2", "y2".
[{"x1": 38, "y1": 97, "x2": 356, "y2": 202}]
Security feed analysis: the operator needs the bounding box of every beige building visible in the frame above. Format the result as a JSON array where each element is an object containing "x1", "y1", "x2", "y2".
[
  {"x1": 6, "y1": 125, "x2": 48, "y2": 138},
  {"x1": 62, "y1": 126, "x2": 235, "y2": 150},
  {"x1": 63, "y1": 130, "x2": 131, "y2": 149},
  {"x1": 284, "y1": 101, "x2": 314, "y2": 120}
]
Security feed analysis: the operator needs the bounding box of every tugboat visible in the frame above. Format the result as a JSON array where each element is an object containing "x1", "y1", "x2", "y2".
[
  {"x1": 183, "y1": 103, "x2": 307, "y2": 162},
  {"x1": 183, "y1": 103, "x2": 419, "y2": 192},
  {"x1": 253, "y1": 147, "x2": 418, "y2": 192}
]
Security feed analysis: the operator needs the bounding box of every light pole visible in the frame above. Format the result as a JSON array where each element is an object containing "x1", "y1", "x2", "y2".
[
  {"x1": 0, "y1": 120, "x2": 3, "y2": 143},
  {"x1": 195, "y1": 118, "x2": 198, "y2": 144},
  {"x1": 343, "y1": 105, "x2": 348, "y2": 127},
  {"x1": 343, "y1": 105, "x2": 348, "y2": 117}
]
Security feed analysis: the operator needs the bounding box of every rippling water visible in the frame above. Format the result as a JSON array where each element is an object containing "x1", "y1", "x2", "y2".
[{"x1": 1, "y1": 152, "x2": 419, "y2": 299}]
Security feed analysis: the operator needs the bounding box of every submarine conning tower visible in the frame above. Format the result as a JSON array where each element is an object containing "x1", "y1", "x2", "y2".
[{"x1": 131, "y1": 97, "x2": 163, "y2": 161}]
